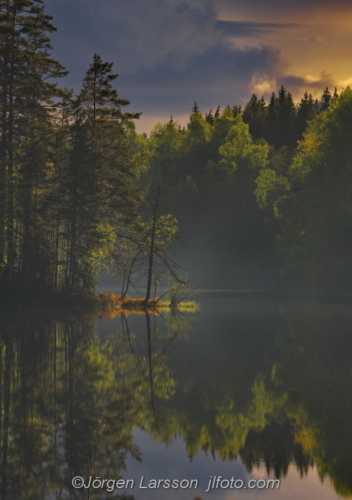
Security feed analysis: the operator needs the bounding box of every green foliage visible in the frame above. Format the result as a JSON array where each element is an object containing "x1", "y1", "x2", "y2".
[
  {"x1": 296, "y1": 91, "x2": 319, "y2": 140},
  {"x1": 0, "y1": 0, "x2": 67, "y2": 292},
  {"x1": 64, "y1": 54, "x2": 145, "y2": 291},
  {"x1": 165, "y1": 278, "x2": 196, "y2": 309},
  {"x1": 0, "y1": 38, "x2": 145, "y2": 298},
  {"x1": 255, "y1": 168, "x2": 290, "y2": 212},
  {"x1": 2, "y1": 292, "x2": 352, "y2": 498},
  {"x1": 275, "y1": 89, "x2": 352, "y2": 286},
  {"x1": 1, "y1": 3, "x2": 350, "y2": 300},
  {"x1": 219, "y1": 117, "x2": 269, "y2": 173},
  {"x1": 78, "y1": 53, "x2": 140, "y2": 123},
  {"x1": 113, "y1": 196, "x2": 181, "y2": 299},
  {"x1": 148, "y1": 121, "x2": 185, "y2": 184}
]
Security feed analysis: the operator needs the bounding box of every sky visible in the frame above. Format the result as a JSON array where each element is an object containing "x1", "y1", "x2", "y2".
[
  {"x1": 45, "y1": 0, "x2": 352, "y2": 133},
  {"x1": 125, "y1": 431, "x2": 340, "y2": 500}
]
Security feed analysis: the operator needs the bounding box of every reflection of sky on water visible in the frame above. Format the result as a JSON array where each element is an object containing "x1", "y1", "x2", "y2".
[{"x1": 124, "y1": 430, "x2": 341, "y2": 500}]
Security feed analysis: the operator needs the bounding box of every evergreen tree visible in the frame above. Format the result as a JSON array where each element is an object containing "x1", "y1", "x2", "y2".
[
  {"x1": 78, "y1": 53, "x2": 140, "y2": 128},
  {"x1": 242, "y1": 94, "x2": 266, "y2": 140},
  {"x1": 296, "y1": 91, "x2": 319, "y2": 140},
  {"x1": 189, "y1": 102, "x2": 199, "y2": 122},
  {"x1": 262, "y1": 87, "x2": 297, "y2": 149},
  {"x1": 214, "y1": 105, "x2": 221, "y2": 119},
  {"x1": 205, "y1": 108, "x2": 214, "y2": 125},
  {"x1": 65, "y1": 54, "x2": 143, "y2": 291},
  {"x1": 0, "y1": 0, "x2": 66, "y2": 290},
  {"x1": 320, "y1": 87, "x2": 332, "y2": 111},
  {"x1": 265, "y1": 92, "x2": 278, "y2": 146},
  {"x1": 276, "y1": 85, "x2": 296, "y2": 149},
  {"x1": 232, "y1": 104, "x2": 242, "y2": 118},
  {"x1": 184, "y1": 109, "x2": 212, "y2": 182}
]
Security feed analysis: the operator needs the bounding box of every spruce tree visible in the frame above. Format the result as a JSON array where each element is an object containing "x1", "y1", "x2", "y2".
[
  {"x1": 189, "y1": 102, "x2": 199, "y2": 122},
  {"x1": 276, "y1": 85, "x2": 296, "y2": 149},
  {"x1": 296, "y1": 91, "x2": 319, "y2": 140},
  {"x1": 232, "y1": 104, "x2": 242, "y2": 118},
  {"x1": 265, "y1": 92, "x2": 278, "y2": 146},
  {"x1": 205, "y1": 108, "x2": 214, "y2": 125},
  {"x1": 242, "y1": 94, "x2": 267, "y2": 140},
  {"x1": 320, "y1": 87, "x2": 332, "y2": 111}
]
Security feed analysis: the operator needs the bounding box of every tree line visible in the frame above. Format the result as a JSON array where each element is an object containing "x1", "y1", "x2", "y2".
[{"x1": 144, "y1": 85, "x2": 352, "y2": 290}]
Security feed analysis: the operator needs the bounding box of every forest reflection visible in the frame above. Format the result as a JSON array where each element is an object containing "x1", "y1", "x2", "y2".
[{"x1": 0, "y1": 299, "x2": 351, "y2": 499}]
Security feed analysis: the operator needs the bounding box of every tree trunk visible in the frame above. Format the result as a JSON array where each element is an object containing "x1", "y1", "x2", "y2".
[{"x1": 145, "y1": 187, "x2": 160, "y2": 301}]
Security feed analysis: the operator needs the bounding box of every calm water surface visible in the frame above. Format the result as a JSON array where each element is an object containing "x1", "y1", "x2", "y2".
[{"x1": 0, "y1": 292, "x2": 351, "y2": 499}]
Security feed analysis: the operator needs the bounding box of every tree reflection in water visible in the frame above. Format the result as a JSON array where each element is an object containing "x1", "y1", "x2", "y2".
[
  {"x1": 0, "y1": 300, "x2": 352, "y2": 499},
  {"x1": 0, "y1": 310, "x2": 185, "y2": 499}
]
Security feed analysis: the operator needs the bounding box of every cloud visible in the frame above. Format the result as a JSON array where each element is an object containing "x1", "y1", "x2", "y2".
[
  {"x1": 216, "y1": 20, "x2": 300, "y2": 38},
  {"x1": 46, "y1": 0, "x2": 295, "y2": 78},
  {"x1": 45, "y1": 0, "x2": 285, "y2": 105},
  {"x1": 281, "y1": 72, "x2": 335, "y2": 96},
  {"x1": 339, "y1": 76, "x2": 352, "y2": 88},
  {"x1": 44, "y1": 0, "x2": 342, "y2": 133},
  {"x1": 118, "y1": 44, "x2": 283, "y2": 116},
  {"x1": 47, "y1": 0, "x2": 224, "y2": 75},
  {"x1": 218, "y1": 0, "x2": 352, "y2": 14},
  {"x1": 249, "y1": 74, "x2": 277, "y2": 95}
]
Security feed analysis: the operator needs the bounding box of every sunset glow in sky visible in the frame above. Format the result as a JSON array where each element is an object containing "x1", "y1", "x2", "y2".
[{"x1": 46, "y1": 0, "x2": 352, "y2": 133}]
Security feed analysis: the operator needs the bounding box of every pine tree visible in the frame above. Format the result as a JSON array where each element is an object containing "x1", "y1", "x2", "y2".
[
  {"x1": 65, "y1": 54, "x2": 143, "y2": 291},
  {"x1": 78, "y1": 53, "x2": 140, "y2": 129}
]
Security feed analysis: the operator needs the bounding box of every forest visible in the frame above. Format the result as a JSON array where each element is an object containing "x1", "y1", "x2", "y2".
[
  {"x1": 1, "y1": 0, "x2": 352, "y2": 307},
  {"x1": 2, "y1": 3, "x2": 352, "y2": 500}
]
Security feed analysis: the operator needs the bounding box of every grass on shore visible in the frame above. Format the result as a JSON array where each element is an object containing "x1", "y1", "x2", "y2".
[
  {"x1": 0, "y1": 290, "x2": 198, "y2": 317},
  {"x1": 94, "y1": 293, "x2": 198, "y2": 313}
]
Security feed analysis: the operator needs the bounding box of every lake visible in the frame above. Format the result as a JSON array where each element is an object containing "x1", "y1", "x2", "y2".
[{"x1": 0, "y1": 292, "x2": 351, "y2": 499}]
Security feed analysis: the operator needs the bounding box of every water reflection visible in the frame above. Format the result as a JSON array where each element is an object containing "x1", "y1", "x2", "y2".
[{"x1": 0, "y1": 297, "x2": 351, "y2": 499}]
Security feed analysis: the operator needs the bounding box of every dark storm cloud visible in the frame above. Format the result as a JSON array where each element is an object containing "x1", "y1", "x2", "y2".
[
  {"x1": 46, "y1": 0, "x2": 223, "y2": 78},
  {"x1": 118, "y1": 44, "x2": 282, "y2": 115},
  {"x1": 43, "y1": 0, "x2": 303, "y2": 121},
  {"x1": 45, "y1": 0, "x2": 288, "y2": 77}
]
